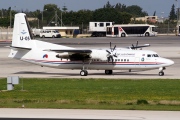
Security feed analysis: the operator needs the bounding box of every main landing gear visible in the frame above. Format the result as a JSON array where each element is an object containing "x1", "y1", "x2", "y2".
[
  {"x1": 80, "y1": 59, "x2": 91, "y2": 76},
  {"x1": 159, "y1": 67, "x2": 166, "y2": 76},
  {"x1": 80, "y1": 70, "x2": 88, "y2": 76},
  {"x1": 105, "y1": 70, "x2": 113, "y2": 75}
]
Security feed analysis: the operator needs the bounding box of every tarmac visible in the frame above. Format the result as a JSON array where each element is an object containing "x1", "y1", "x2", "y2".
[
  {"x1": 0, "y1": 108, "x2": 180, "y2": 120},
  {"x1": 0, "y1": 36, "x2": 180, "y2": 79},
  {"x1": 0, "y1": 36, "x2": 180, "y2": 119}
]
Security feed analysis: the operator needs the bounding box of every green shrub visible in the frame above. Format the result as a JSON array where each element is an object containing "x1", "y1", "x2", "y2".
[{"x1": 137, "y1": 100, "x2": 149, "y2": 105}]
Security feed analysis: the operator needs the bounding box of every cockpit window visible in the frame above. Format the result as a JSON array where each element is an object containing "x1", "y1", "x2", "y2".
[
  {"x1": 147, "y1": 54, "x2": 159, "y2": 57},
  {"x1": 153, "y1": 54, "x2": 159, "y2": 57}
]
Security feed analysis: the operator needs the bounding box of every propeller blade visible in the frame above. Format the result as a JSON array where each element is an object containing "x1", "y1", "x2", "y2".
[
  {"x1": 110, "y1": 42, "x2": 112, "y2": 52},
  {"x1": 111, "y1": 57, "x2": 114, "y2": 64},
  {"x1": 113, "y1": 45, "x2": 116, "y2": 51},
  {"x1": 107, "y1": 57, "x2": 110, "y2": 62},
  {"x1": 113, "y1": 53, "x2": 117, "y2": 57},
  {"x1": 106, "y1": 50, "x2": 111, "y2": 54},
  {"x1": 132, "y1": 44, "x2": 135, "y2": 49},
  {"x1": 136, "y1": 41, "x2": 138, "y2": 50},
  {"x1": 136, "y1": 41, "x2": 138, "y2": 47}
]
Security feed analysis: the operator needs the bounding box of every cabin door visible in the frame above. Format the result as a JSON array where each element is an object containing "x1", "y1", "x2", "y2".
[{"x1": 134, "y1": 57, "x2": 140, "y2": 68}]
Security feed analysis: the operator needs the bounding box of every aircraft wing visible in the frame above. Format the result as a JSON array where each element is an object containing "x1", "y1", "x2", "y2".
[
  {"x1": 131, "y1": 44, "x2": 150, "y2": 49},
  {"x1": 44, "y1": 49, "x2": 92, "y2": 53},
  {"x1": 44, "y1": 49, "x2": 92, "y2": 60},
  {"x1": 126, "y1": 44, "x2": 150, "y2": 49}
]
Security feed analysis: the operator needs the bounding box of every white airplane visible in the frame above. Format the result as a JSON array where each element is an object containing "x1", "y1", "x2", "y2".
[{"x1": 8, "y1": 13, "x2": 174, "y2": 76}]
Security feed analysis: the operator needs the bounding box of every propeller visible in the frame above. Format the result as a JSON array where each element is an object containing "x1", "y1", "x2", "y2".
[
  {"x1": 106, "y1": 42, "x2": 117, "y2": 64},
  {"x1": 132, "y1": 41, "x2": 138, "y2": 50}
]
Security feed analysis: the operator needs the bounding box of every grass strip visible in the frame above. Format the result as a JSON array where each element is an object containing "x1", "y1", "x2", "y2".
[{"x1": 0, "y1": 78, "x2": 180, "y2": 110}]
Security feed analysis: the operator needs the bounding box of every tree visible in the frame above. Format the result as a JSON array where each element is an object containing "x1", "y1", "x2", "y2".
[
  {"x1": 169, "y1": 4, "x2": 177, "y2": 20},
  {"x1": 62, "y1": 5, "x2": 68, "y2": 12},
  {"x1": 0, "y1": 17, "x2": 9, "y2": 27},
  {"x1": 104, "y1": 1, "x2": 114, "y2": 8},
  {"x1": 93, "y1": 8, "x2": 131, "y2": 24},
  {"x1": 125, "y1": 5, "x2": 148, "y2": 17},
  {"x1": 114, "y1": 3, "x2": 126, "y2": 12},
  {"x1": 62, "y1": 10, "x2": 93, "y2": 27},
  {"x1": 43, "y1": 4, "x2": 61, "y2": 25}
]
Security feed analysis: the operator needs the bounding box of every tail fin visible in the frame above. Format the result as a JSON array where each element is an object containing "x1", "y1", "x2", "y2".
[{"x1": 12, "y1": 13, "x2": 33, "y2": 48}]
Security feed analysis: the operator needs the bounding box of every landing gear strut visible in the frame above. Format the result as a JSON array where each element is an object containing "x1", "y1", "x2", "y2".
[
  {"x1": 80, "y1": 59, "x2": 91, "y2": 76},
  {"x1": 105, "y1": 70, "x2": 113, "y2": 75},
  {"x1": 159, "y1": 67, "x2": 166, "y2": 76}
]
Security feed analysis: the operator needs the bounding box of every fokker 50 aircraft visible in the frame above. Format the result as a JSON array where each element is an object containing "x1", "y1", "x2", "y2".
[{"x1": 9, "y1": 13, "x2": 174, "y2": 76}]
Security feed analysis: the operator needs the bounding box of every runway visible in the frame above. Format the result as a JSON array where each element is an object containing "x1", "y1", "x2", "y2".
[
  {"x1": 0, "y1": 36, "x2": 180, "y2": 79},
  {"x1": 0, "y1": 108, "x2": 180, "y2": 120}
]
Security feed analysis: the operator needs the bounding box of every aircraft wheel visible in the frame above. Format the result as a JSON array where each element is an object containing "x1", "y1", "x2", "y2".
[
  {"x1": 105, "y1": 70, "x2": 109, "y2": 75},
  {"x1": 80, "y1": 70, "x2": 88, "y2": 76},
  {"x1": 105, "y1": 70, "x2": 113, "y2": 75},
  {"x1": 159, "y1": 72, "x2": 164, "y2": 76}
]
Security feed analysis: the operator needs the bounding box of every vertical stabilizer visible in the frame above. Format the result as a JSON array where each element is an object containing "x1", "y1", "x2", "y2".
[{"x1": 12, "y1": 13, "x2": 33, "y2": 48}]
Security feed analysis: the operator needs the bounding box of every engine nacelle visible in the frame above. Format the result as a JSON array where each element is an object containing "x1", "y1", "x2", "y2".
[
  {"x1": 90, "y1": 50, "x2": 107, "y2": 60},
  {"x1": 56, "y1": 52, "x2": 69, "y2": 58}
]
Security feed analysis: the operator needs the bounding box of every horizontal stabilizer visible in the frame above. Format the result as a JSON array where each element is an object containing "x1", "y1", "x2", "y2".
[{"x1": 10, "y1": 46, "x2": 31, "y2": 50}]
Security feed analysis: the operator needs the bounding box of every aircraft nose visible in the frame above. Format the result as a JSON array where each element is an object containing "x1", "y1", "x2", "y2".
[{"x1": 166, "y1": 59, "x2": 174, "y2": 66}]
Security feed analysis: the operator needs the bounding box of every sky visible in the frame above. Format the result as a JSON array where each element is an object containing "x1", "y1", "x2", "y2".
[{"x1": 0, "y1": 0, "x2": 178, "y2": 18}]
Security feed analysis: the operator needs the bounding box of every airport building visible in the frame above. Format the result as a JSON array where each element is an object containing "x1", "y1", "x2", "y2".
[{"x1": 132, "y1": 16, "x2": 158, "y2": 23}]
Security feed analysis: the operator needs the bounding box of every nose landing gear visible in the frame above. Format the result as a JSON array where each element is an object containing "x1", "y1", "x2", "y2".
[
  {"x1": 159, "y1": 71, "x2": 164, "y2": 76},
  {"x1": 159, "y1": 67, "x2": 166, "y2": 76}
]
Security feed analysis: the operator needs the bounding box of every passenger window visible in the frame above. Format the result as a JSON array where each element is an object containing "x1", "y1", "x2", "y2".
[
  {"x1": 147, "y1": 54, "x2": 151, "y2": 57},
  {"x1": 127, "y1": 59, "x2": 129, "y2": 62},
  {"x1": 121, "y1": 59, "x2": 123, "y2": 62},
  {"x1": 124, "y1": 59, "x2": 126, "y2": 62}
]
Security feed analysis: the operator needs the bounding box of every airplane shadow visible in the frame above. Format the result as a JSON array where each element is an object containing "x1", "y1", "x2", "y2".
[
  {"x1": 14, "y1": 71, "x2": 80, "y2": 77},
  {"x1": 14, "y1": 71, "x2": 173, "y2": 78}
]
